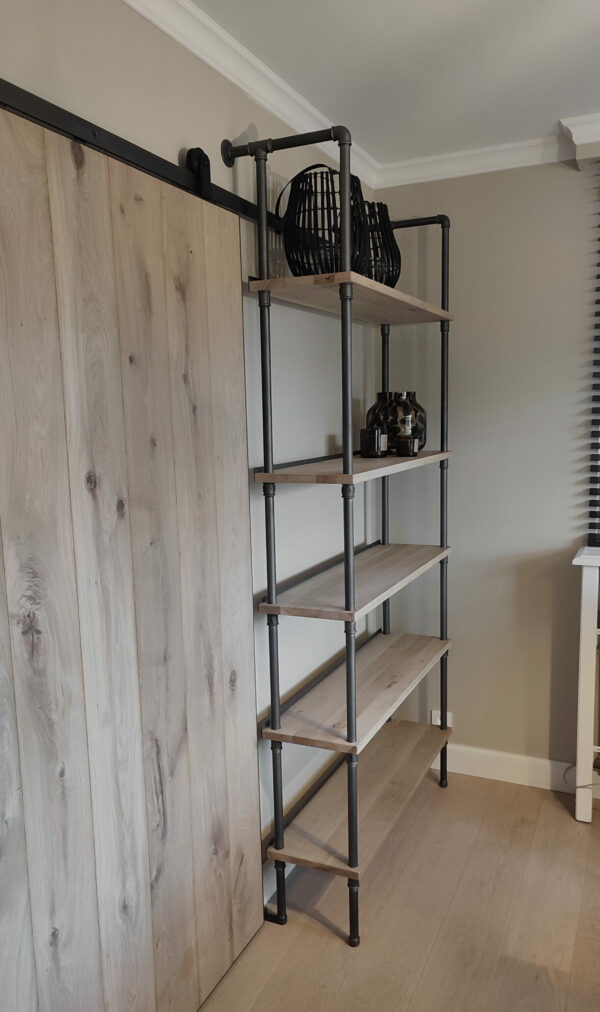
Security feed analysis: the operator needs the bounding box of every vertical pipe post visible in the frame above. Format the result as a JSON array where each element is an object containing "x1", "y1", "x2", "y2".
[
  {"x1": 256, "y1": 150, "x2": 287, "y2": 922},
  {"x1": 381, "y1": 324, "x2": 391, "y2": 634},
  {"x1": 338, "y1": 133, "x2": 359, "y2": 947},
  {"x1": 439, "y1": 217, "x2": 450, "y2": 789}
]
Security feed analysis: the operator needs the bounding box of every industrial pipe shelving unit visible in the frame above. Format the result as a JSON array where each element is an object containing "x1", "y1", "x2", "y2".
[{"x1": 221, "y1": 128, "x2": 452, "y2": 946}]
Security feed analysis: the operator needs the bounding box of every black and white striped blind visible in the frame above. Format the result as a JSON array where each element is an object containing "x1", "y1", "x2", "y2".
[{"x1": 591, "y1": 216, "x2": 600, "y2": 545}]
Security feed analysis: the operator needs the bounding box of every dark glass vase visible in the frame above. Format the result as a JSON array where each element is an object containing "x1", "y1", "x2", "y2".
[
  {"x1": 406, "y1": 391, "x2": 427, "y2": 450},
  {"x1": 389, "y1": 393, "x2": 417, "y2": 451},
  {"x1": 366, "y1": 391, "x2": 420, "y2": 451},
  {"x1": 365, "y1": 391, "x2": 391, "y2": 432}
]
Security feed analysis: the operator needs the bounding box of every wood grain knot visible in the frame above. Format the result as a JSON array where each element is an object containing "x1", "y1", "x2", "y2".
[
  {"x1": 116, "y1": 497, "x2": 126, "y2": 516},
  {"x1": 70, "y1": 141, "x2": 84, "y2": 171},
  {"x1": 229, "y1": 669, "x2": 238, "y2": 692},
  {"x1": 85, "y1": 471, "x2": 98, "y2": 493},
  {"x1": 21, "y1": 611, "x2": 43, "y2": 665},
  {"x1": 128, "y1": 353, "x2": 135, "y2": 365},
  {"x1": 49, "y1": 927, "x2": 59, "y2": 947}
]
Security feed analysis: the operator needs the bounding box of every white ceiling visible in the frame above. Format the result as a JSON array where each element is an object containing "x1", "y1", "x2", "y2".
[{"x1": 192, "y1": 0, "x2": 600, "y2": 165}]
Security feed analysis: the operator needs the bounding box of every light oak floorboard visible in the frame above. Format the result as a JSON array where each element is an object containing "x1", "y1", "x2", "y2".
[
  {"x1": 406, "y1": 780, "x2": 543, "y2": 1012},
  {"x1": 566, "y1": 816, "x2": 600, "y2": 1011},
  {"x1": 486, "y1": 791, "x2": 590, "y2": 1012},
  {"x1": 203, "y1": 776, "x2": 597, "y2": 1012}
]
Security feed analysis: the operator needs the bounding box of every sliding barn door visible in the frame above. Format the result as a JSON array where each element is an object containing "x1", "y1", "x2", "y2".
[{"x1": 0, "y1": 108, "x2": 262, "y2": 1012}]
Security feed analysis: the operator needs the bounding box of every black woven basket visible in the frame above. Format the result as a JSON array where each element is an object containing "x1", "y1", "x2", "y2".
[
  {"x1": 275, "y1": 163, "x2": 369, "y2": 277},
  {"x1": 364, "y1": 202, "x2": 401, "y2": 287}
]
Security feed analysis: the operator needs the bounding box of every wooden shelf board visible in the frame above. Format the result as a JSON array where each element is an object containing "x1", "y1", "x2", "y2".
[
  {"x1": 255, "y1": 449, "x2": 450, "y2": 485},
  {"x1": 263, "y1": 632, "x2": 450, "y2": 754},
  {"x1": 249, "y1": 272, "x2": 453, "y2": 326},
  {"x1": 259, "y1": 543, "x2": 451, "y2": 621},
  {"x1": 266, "y1": 720, "x2": 451, "y2": 879}
]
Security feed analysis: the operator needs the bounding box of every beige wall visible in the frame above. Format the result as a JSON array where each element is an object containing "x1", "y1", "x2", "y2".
[{"x1": 380, "y1": 162, "x2": 592, "y2": 763}]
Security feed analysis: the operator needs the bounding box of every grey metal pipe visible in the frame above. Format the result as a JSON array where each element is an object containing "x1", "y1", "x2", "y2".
[
  {"x1": 439, "y1": 218, "x2": 450, "y2": 788},
  {"x1": 255, "y1": 149, "x2": 287, "y2": 914},
  {"x1": 221, "y1": 125, "x2": 351, "y2": 166},
  {"x1": 381, "y1": 324, "x2": 391, "y2": 634}
]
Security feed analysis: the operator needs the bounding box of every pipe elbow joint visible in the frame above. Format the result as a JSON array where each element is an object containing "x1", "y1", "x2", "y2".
[
  {"x1": 332, "y1": 125, "x2": 352, "y2": 145},
  {"x1": 437, "y1": 214, "x2": 451, "y2": 228}
]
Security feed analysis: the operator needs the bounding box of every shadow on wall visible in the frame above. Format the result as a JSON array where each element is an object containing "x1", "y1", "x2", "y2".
[
  {"x1": 549, "y1": 546, "x2": 584, "y2": 764},
  {"x1": 513, "y1": 547, "x2": 580, "y2": 764}
]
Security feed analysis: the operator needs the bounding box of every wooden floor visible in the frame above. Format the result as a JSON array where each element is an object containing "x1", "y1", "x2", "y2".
[{"x1": 203, "y1": 772, "x2": 600, "y2": 1012}]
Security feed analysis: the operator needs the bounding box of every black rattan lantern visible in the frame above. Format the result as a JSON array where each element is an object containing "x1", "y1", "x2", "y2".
[
  {"x1": 364, "y1": 202, "x2": 401, "y2": 288},
  {"x1": 276, "y1": 163, "x2": 369, "y2": 277}
]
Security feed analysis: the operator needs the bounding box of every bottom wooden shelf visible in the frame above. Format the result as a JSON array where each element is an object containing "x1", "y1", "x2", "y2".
[{"x1": 267, "y1": 720, "x2": 450, "y2": 880}]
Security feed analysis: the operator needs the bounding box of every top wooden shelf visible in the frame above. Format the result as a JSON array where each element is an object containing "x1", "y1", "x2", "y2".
[{"x1": 249, "y1": 272, "x2": 453, "y2": 326}]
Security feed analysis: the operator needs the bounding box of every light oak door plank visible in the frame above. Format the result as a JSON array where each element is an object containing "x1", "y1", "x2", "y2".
[
  {"x1": 565, "y1": 816, "x2": 600, "y2": 1011},
  {"x1": 200, "y1": 200, "x2": 263, "y2": 954},
  {"x1": 485, "y1": 791, "x2": 591, "y2": 1012},
  {"x1": 162, "y1": 189, "x2": 235, "y2": 1001},
  {"x1": 45, "y1": 133, "x2": 156, "y2": 1012},
  {"x1": 109, "y1": 159, "x2": 200, "y2": 1012},
  {"x1": 405, "y1": 781, "x2": 543, "y2": 1012},
  {"x1": 0, "y1": 529, "x2": 38, "y2": 1011},
  {"x1": 0, "y1": 109, "x2": 104, "y2": 1010}
]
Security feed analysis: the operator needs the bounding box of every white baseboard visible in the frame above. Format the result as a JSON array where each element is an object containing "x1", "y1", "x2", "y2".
[{"x1": 431, "y1": 743, "x2": 577, "y2": 794}]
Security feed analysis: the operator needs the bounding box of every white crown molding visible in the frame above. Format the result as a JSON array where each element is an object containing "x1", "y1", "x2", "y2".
[
  {"x1": 561, "y1": 112, "x2": 600, "y2": 146},
  {"x1": 121, "y1": 0, "x2": 379, "y2": 187},
  {"x1": 560, "y1": 112, "x2": 600, "y2": 165},
  {"x1": 122, "y1": 0, "x2": 579, "y2": 189},
  {"x1": 376, "y1": 135, "x2": 562, "y2": 188}
]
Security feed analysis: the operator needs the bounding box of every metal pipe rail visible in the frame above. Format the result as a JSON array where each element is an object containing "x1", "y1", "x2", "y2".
[
  {"x1": 223, "y1": 125, "x2": 359, "y2": 945},
  {"x1": 388, "y1": 213, "x2": 451, "y2": 787}
]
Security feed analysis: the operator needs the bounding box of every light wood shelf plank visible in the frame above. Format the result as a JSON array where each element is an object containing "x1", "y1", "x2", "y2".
[
  {"x1": 249, "y1": 272, "x2": 453, "y2": 326},
  {"x1": 266, "y1": 720, "x2": 451, "y2": 879},
  {"x1": 255, "y1": 450, "x2": 450, "y2": 485},
  {"x1": 259, "y1": 543, "x2": 451, "y2": 622},
  {"x1": 263, "y1": 632, "x2": 450, "y2": 754}
]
